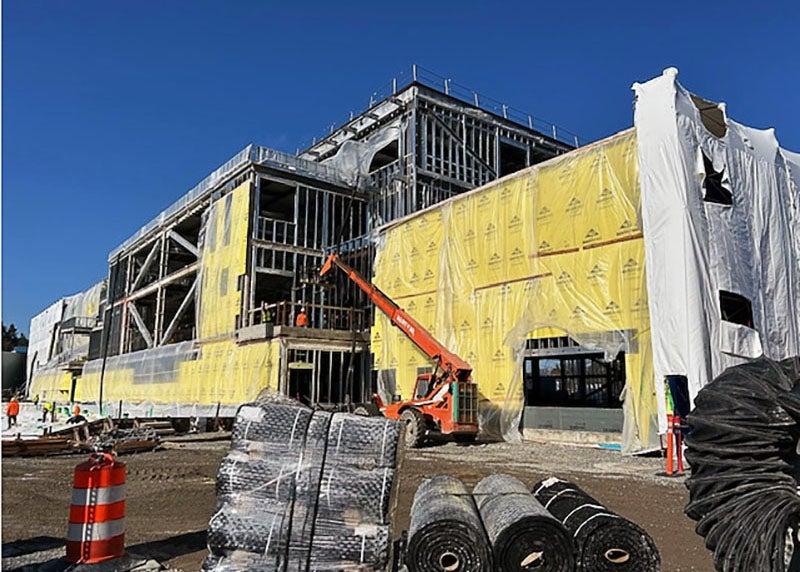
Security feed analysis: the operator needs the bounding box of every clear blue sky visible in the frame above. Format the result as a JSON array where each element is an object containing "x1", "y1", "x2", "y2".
[{"x1": 3, "y1": 1, "x2": 798, "y2": 333}]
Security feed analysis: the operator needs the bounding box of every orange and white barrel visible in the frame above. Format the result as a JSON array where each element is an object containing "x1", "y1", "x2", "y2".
[{"x1": 66, "y1": 452, "x2": 126, "y2": 564}]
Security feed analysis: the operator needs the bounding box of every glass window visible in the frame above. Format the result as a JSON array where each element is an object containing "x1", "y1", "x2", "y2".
[{"x1": 524, "y1": 344, "x2": 625, "y2": 408}]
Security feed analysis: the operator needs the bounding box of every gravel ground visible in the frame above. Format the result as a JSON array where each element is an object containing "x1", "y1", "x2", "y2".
[{"x1": 2, "y1": 438, "x2": 713, "y2": 571}]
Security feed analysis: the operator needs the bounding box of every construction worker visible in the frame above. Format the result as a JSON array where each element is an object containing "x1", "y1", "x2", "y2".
[
  {"x1": 295, "y1": 307, "x2": 309, "y2": 327},
  {"x1": 73, "y1": 403, "x2": 81, "y2": 417},
  {"x1": 32, "y1": 393, "x2": 40, "y2": 407},
  {"x1": 6, "y1": 396, "x2": 20, "y2": 429},
  {"x1": 261, "y1": 304, "x2": 273, "y2": 324},
  {"x1": 41, "y1": 400, "x2": 51, "y2": 423}
]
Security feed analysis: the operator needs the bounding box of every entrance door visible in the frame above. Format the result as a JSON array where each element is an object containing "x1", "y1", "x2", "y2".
[{"x1": 288, "y1": 368, "x2": 312, "y2": 405}]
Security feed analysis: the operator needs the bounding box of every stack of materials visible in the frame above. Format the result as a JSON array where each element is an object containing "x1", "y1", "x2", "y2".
[
  {"x1": 203, "y1": 394, "x2": 401, "y2": 571},
  {"x1": 406, "y1": 476, "x2": 492, "y2": 571},
  {"x1": 533, "y1": 477, "x2": 660, "y2": 571},
  {"x1": 684, "y1": 357, "x2": 800, "y2": 572},
  {"x1": 308, "y1": 413, "x2": 399, "y2": 568},
  {"x1": 474, "y1": 475, "x2": 574, "y2": 572},
  {"x1": 406, "y1": 474, "x2": 574, "y2": 572}
]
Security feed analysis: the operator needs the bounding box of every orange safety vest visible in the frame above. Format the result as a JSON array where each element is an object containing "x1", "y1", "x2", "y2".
[
  {"x1": 6, "y1": 401, "x2": 20, "y2": 416},
  {"x1": 296, "y1": 312, "x2": 309, "y2": 327}
]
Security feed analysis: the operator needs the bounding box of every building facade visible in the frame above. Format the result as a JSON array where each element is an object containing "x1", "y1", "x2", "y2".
[{"x1": 28, "y1": 69, "x2": 798, "y2": 452}]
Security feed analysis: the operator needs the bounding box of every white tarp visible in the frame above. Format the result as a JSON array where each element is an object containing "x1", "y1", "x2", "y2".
[
  {"x1": 26, "y1": 299, "x2": 65, "y2": 389},
  {"x1": 634, "y1": 68, "x2": 800, "y2": 432},
  {"x1": 26, "y1": 280, "x2": 106, "y2": 392}
]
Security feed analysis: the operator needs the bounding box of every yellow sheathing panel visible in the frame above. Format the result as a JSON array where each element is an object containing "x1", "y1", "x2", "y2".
[
  {"x1": 372, "y1": 130, "x2": 658, "y2": 452},
  {"x1": 29, "y1": 368, "x2": 73, "y2": 402},
  {"x1": 77, "y1": 339, "x2": 280, "y2": 405},
  {"x1": 198, "y1": 181, "x2": 251, "y2": 339},
  {"x1": 75, "y1": 181, "x2": 282, "y2": 407}
]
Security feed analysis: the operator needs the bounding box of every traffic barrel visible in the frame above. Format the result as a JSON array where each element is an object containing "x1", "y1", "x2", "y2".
[{"x1": 66, "y1": 452, "x2": 126, "y2": 564}]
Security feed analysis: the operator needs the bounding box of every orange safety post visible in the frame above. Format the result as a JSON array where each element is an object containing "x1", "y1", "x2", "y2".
[
  {"x1": 66, "y1": 452, "x2": 126, "y2": 564},
  {"x1": 665, "y1": 414, "x2": 674, "y2": 476}
]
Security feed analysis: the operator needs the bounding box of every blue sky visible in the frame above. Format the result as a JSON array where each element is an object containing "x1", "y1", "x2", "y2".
[{"x1": 3, "y1": 1, "x2": 798, "y2": 332}]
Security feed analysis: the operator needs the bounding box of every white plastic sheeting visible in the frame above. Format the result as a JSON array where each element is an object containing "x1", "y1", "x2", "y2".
[
  {"x1": 27, "y1": 299, "x2": 65, "y2": 388},
  {"x1": 320, "y1": 119, "x2": 401, "y2": 185},
  {"x1": 634, "y1": 68, "x2": 800, "y2": 432}
]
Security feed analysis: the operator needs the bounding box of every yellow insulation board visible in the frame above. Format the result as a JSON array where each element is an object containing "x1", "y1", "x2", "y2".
[
  {"x1": 372, "y1": 130, "x2": 658, "y2": 450},
  {"x1": 75, "y1": 339, "x2": 280, "y2": 405},
  {"x1": 66, "y1": 181, "x2": 279, "y2": 406},
  {"x1": 28, "y1": 368, "x2": 74, "y2": 402},
  {"x1": 199, "y1": 180, "x2": 251, "y2": 339}
]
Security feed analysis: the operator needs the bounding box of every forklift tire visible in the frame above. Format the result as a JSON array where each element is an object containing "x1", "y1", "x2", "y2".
[
  {"x1": 353, "y1": 403, "x2": 381, "y2": 417},
  {"x1": 401, "y1": 409, "x2": 426, "y2": 448}
]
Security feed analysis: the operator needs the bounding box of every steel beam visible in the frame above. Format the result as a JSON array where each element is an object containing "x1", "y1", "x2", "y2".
[
  {"x1": 127, "y1": 302, "x2": 153, "y2": 348},
  {"x1": 168, "y1": 230, "x2": 199, "y2": 257},
  {"x1": 161, "y1": 276, "x2": 198, "y2": 345},
  {"x1": 130, "y1": 241, "x2": 160, "y2": 293}
]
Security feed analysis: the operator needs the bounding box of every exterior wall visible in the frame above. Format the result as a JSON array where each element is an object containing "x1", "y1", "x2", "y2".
[
  {"x1": 198, "y1": 181, "x2": 250, "y2": 339},
  {"x1": 76, "y1": 339, "x2": 280, "y2": 407},
  {"x1": 634, "y1": 69, "x2": 800, "y2": 432},
  {"x1": 70, "y1": 180, "x2": 283, "y2": 408},
  {"x1": 371, "y1": 130, "x2": 660, "y2": 452},
  {"x1": 28, "y1": 367, "x2": 73, "y2": 402}
]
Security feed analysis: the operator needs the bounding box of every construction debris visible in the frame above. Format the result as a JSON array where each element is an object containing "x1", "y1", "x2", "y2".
[
  {"x1": 1, "y1": 419, "x2": 160, "y2": 458},
  {"x1": 1, "y1": 436, "x2": 76, "y2": 458}
]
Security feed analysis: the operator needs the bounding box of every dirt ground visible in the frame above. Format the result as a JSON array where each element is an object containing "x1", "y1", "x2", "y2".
[{"x1": 2, "y1": 437, "x2": 714, "y2": 571}]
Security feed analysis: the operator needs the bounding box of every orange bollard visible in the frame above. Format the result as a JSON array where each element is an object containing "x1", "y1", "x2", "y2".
[
  {"x1": 665, "y1": 414, "x2": 674, "y2": 476},
  {"x1": 66, "y1": 452, "x2": 126, "y2": 564}
]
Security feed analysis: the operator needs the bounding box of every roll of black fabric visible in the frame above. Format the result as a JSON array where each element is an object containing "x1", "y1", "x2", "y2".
[
  {"x1": 532, "y1": 477, "x2": 660, "y2": 571},
  {"x1": 684, "y1": 357, "x2": 800, "y2": 572},
  {"x1": 406, "y1": 475, "x2": 492, "y2": 572},
  {"x1": 473, "y1": 474, "x2": 573, "y2": 572}
]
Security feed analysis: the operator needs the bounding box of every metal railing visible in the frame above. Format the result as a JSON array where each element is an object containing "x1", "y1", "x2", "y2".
[
  {"x1": 368, "y1": 159, "x2": 404, "y2": 190},
  {"x1": 300, "y1": 64, "x2": 583, "y2": 153},
  {"x1": 109, "y1": 145, "x2": 356, "y2": 261},
  {"x1": 255, "y1": 216, "x2": 296, "y2": 245},
  {"x1": 250, "y1": 301, "x2": 367, "y2": 332}
]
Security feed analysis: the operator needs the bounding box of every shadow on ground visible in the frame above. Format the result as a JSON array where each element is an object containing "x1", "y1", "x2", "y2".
[{"x1": 1, "y1": 530, "x2": 206, "y2": 571}]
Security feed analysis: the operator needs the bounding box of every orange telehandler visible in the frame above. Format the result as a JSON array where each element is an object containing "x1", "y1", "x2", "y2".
[{"x1": 320, "y1": 253, "x2": 479, "y2": 447}]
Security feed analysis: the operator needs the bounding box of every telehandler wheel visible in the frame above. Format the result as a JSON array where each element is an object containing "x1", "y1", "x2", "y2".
[
  {"x1": 453, "y1": 433, "x2": 477, "y2": 444},
  {"x1": 400, "y1": 409, "x2": 426, "y2": 448}
]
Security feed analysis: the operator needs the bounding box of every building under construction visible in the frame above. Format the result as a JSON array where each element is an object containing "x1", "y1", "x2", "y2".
[{"x1": 28, "y1": 67, "x2": 800, "y2": 452}]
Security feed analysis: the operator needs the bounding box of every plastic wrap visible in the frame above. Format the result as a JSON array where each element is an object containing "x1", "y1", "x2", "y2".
[
  {"x1": 204, "y1": 400, "x2": 401, "y2": 572},
  {"x1": 633, "y1": 68, "x2": 800, "y2": 432},
  {"x1": 473, "y1": 474, "x2": 574, "y2": 572},
  {"x1": 207, "y1": 402, "x2": 314, "y2": 570},
  {"x1": 307, "y1": 412, "x2": 400, "y2": 571},
  {"x1": 197, "y1": 181, "x2": 250, "y2": 340},
  {"x1": 372, "y1": 130, "x2": 658, "y2": 452},
  {"x1": 76, "y1": 338, "x2": 280, "y2": 411},
  {"x1": 532, "y1": 477, "x2": 660, "y2": 571}
]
